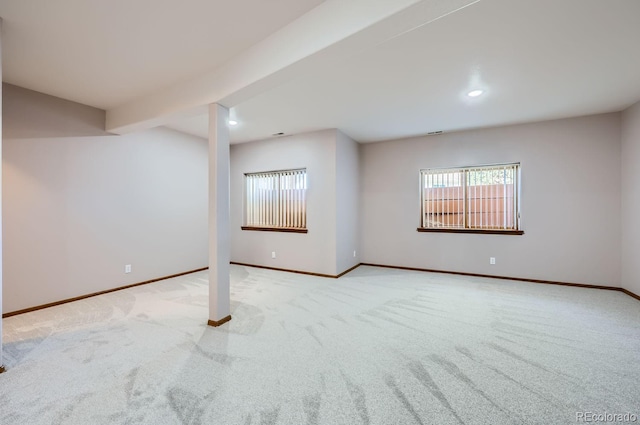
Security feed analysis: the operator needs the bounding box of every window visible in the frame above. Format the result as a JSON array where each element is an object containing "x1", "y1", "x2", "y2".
[
  {"x1": 243, "y1": 168, "x2": 308, "y2": 233},
  {"x1": 419, "y1": 163, "x2": 522, "y2": 234}
]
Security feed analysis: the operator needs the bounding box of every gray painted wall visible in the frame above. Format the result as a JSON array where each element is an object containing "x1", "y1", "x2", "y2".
[
  {"x1": 2, "y1": 87, "x2": 208, "y2": 313},
  {"x1": 2, "y1": 80, "x2": 634, "y2": 316},
  {"x1": 230, "y1": 130, "x2": 338, "y2": 275},
  {"x1": 1, "y1": 22, "x2": 4, "y2": 367},
  {"x1": 336, "y1": 130, "x2": 360, "y2": 273},
  {"x1": 360, "y1": 113, "x2": 622, "y2": 287},
  {"x1": 3, "y1": 84, "x2": 109, "y2": 139},
  {"x1": 621, "y1": 101, "x2": 640, "y2": 294}
]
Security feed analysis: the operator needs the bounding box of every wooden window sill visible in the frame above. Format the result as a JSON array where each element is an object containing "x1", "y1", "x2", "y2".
[
  {"x1": 241, "y1": 226, "x2": 308, "y2": 233},
  {"x1": 417, "y1": 228, "x2": 524, "y2": 235}
]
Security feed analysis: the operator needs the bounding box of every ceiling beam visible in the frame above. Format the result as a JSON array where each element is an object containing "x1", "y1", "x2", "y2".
[{"x1": 106, "y1": 0, "x2": 479, "y2": 134}]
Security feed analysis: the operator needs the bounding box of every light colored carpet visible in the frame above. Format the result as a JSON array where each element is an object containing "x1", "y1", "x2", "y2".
[{"x1": 1, "y1": 265, "x2": 639, "y2": 425}]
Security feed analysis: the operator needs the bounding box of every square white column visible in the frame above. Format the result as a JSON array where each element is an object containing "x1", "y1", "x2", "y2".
[{"x1": 207, "y1": 103, "x2": 231, "y2": 326}]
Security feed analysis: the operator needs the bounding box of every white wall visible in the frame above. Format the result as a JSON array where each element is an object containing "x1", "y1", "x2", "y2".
[
  {"x1": 230, "y1": 130, "x2": 338, "y2": 275},
  {"x1": 621, "y1": 101, "x2": 640, "y2": 295},
  {"x1": 360, "y1": 113, "x2": 622, "y2": 287},
  {"x1": 336, "y1": 130, "x2": 360, "y2": 274},
  {"x1": 2, "y1": 85, "x2": 208, "y2": 313}
]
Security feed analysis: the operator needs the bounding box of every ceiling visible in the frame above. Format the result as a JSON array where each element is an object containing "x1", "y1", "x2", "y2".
[
  {"x1": 2, "y1": 0, "x2": 640, "y2": 144},
  {"x1": 166, "y1": 0, "x2": 640, "y2": 143},
  {"x1": 0, "y1": 0, "x2": 325, "y2": 109}
]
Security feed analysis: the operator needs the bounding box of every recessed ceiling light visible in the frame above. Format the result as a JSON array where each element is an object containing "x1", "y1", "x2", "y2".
[
  {"x1": 467, "y1": 89, "x2": 484, "y2": 97},
  {"x1": 228, "y1": 120, "x2": 238, "y2": 126}
]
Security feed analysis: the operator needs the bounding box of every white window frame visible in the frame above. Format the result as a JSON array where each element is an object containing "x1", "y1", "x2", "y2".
[
  {"x1": 419, "y1": 163, "x2": 522, "y2": 234},
  {"x1": 243, "y1": 168, "x2": 308, "y2": 233}
]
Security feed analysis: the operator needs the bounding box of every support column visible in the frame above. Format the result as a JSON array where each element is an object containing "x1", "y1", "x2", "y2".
[
  {"x1": 207, "y1": 104, "x2": 231, "y2": 327},
  {"x1": 0, "y1": 17, "x2": 5, "y2": 373}
]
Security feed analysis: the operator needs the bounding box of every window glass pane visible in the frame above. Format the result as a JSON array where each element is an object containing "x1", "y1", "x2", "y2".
[
  {"x1": 467, "y1": 166, "x2": 516, "y2": 230},
  {"x1": 423, "y1": 170, "x2": 464, "y2": 228},
  {"x1": 421, "y1": 164, "x2": 519, "y2": 231},
  {"x1": 245, "y1": 169, "x2": 307, "y2": 229}
]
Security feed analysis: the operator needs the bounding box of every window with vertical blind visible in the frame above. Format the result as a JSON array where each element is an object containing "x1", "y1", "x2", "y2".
[
  {"x1": 418, "y1": 163, "x2": 522, "y2": 234},
  {"x1": 242, "y1": 168, "x2": 308, "y2": 233}
]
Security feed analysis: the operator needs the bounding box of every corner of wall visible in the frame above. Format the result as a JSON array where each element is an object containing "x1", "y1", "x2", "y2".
[
  {"x1": 230, "y1": 129, "x2": 340, "y2": 276},
  {"x1": 621, "y1": 100, "x2": 640, "y2": 296},
  {"x1": 335, "y1": 129, "x2": 360, "y2": 274},
  {"x1": 0, "y1": 19, "x2": 5, "y2": 368}
]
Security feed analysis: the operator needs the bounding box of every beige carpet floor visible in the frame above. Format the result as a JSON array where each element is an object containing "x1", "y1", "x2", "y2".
[{"x1": 1, "y1": 265, "x2": 639, "y2": 424}]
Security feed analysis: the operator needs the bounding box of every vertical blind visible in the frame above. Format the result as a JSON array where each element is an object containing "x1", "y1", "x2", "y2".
[
  {"x1": 421, "y1": 163, "x2": 519, "y2": 230},
  {"x1": 245, "y1": 169, "x2": 307, "y2": 229}
]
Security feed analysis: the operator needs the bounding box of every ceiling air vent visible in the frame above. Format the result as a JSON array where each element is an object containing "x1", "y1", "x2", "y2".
[{"x1": 427, "y1": 131, "x2": 443, "y2": 136}]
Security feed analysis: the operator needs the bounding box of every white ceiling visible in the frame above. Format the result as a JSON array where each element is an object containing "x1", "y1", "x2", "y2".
[
  {"x1": 166, "y1": 0, "x2": 640, "y2": 143},
  {"x1": 2, "y1": 0, "x2": 640, "y2": 144},
  {"x1": 0, "y1": 0, "x2": 324, "y2": 109}
]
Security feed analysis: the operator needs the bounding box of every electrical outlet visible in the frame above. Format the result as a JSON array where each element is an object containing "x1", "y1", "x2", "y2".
[
  {"x1": 353, "y1": 250, "x2": 356, "y2": 257},
  {"x1": 271, "y1": 251, "x2": 276, "y2": 259},
  {"x1": 489, "y1": 257, "x2": 496, "y2": 265},
  {"x1": 125, "y1": 264, "x2": 132, "y2": 273}
]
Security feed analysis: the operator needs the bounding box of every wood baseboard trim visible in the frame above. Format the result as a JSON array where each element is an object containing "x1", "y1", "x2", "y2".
[
  {"x1": 360, "y1": 263, "x2": 635, "y2": 294},
  {"x1": 621, "y1": 288, "x2": 640, "y2": 302},
  {"x1": 2, "y1": 267, "x2": 209, "y2": 318},
  {"x1": 230, "y1": 262, "x2": 335, "y2": 278},
  {"x1": 207, "y1": 315, "x2": 232, "y2": 327},
  {"x1": 230, "y1": 262, "x2": 361, "y2": 279},
  {"x1": 337, "y1": 263, "x2": 361, "y2": 278},
  {"x1": 4, "y1": 261, "x2": 635, "y2": 323}
]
